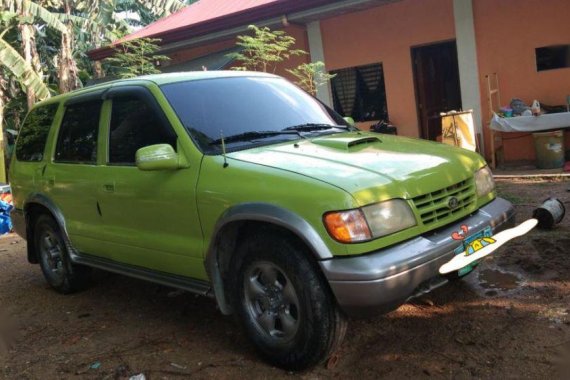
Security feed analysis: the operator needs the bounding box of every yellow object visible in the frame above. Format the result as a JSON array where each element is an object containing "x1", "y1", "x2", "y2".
[{"x1": 441, "y1": 110, "x2": 477, "y2": 151}]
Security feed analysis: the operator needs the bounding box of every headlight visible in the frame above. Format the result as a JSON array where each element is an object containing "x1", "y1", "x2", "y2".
[
  {"x1": 324, "y1": 199, "x2": 416, "y2": 243},
  {"x1": 474, "y1": 166, "x2": 495, "y2": 197}
]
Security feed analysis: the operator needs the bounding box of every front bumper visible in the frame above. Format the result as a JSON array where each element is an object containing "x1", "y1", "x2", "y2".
[{"x1": 320, "y1": 197, "x2": 516, "y2": 318}]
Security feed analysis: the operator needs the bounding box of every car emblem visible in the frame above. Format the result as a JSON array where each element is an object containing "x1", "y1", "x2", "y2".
[{"x1": 447, "y1": 196, "x2": 459, "y2": 210}]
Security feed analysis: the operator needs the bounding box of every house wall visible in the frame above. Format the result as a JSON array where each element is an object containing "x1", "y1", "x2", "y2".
[
  {"x1": 319, "y1": 0, "x2": 456, "y2": 136},
  {"x1": 473, "y1": 0, "x2": 570, "y2": 162},
  {"x1": 166, "y1": 38, "x2": 237, "y2": 65},
  {"x1": 160, "y1": 0, "x2": 570, "y2": 164},
  {"x1": 165, "y1": 25, "x2": 310, "y2": 76}
]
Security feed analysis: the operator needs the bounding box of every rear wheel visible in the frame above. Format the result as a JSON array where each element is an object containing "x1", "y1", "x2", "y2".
[
  {"x1": 232, "y1": 232, "x2": 347, "y2": 370},
  {"x1": 34, "y1": 215, "x2": 91, "y2": 294}
]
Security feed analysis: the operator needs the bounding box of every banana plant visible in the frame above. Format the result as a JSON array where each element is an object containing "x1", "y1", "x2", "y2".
[
  {"x1": 0, "y1": 36, "x2": 50, "y2": 101},
  {"x1": 0, "y1": 0, "x2": 193, "y2": 111}
]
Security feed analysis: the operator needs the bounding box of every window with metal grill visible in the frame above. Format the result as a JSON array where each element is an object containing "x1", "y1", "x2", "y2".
[{"x1": 330, "y1": 63, "x2": 389, "y2": 122}]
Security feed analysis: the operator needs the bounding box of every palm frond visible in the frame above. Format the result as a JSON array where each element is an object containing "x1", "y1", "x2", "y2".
[
  {"x1": 20, "y1": 0, "x2": 68, "y2": 33},
  {"x1": 0, "y1": 36, "x2": 50, "y2": 101}
]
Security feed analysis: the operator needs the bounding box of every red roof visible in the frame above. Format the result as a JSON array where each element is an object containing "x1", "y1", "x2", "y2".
[
  {"x1": 120, "y1": 0, "x2": 279, "y2": 43},
  {"x1": 88, "y1": 0, "x2": 343, "y2": 60}
]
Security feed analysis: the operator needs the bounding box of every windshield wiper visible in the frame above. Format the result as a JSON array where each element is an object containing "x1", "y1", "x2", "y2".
[
  {"x1": 282, "y1": 123, "x2": 345, "y2": 132},
  {"x1": 209, "y1": 130, "x2": 302, "y2": 145}
]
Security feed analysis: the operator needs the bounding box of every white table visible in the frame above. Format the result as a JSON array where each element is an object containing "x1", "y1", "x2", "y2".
[
  {"x1": 491, "y1": 112, "x2": 570, "y2": 132},
  {"x1": 489, "y1": 112, "x2": 570, "y2": 168}
]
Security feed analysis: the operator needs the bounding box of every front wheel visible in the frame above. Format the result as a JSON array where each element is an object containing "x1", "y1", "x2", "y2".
[
  {"x1": 232, "y1": 233, "x2": 347, "y2": 370},
  {"x1": 34, "y1": 215, "x2": 91, "y2": 294}
]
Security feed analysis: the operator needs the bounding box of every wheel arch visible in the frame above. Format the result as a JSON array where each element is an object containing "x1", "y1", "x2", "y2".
[
  {"x1": 23, "y1": 193, "x2": 70, "y2": 264},
  {"x1": 205, "y1": 203, "x2": 333, "y2": 315}
]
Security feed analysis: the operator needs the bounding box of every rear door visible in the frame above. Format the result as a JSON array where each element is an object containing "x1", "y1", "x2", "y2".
[
  {"x1": 43, "y1": 98, "x2": 105, "y2": 255},
  {"x1": 95, "y1": 86, "x2": 205, "y2": 279}
]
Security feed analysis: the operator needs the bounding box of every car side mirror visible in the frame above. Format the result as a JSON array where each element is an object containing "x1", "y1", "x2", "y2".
[
  {"x1": 343, "y1": 116, "x2": 355, "y2": 127},
  {"x1": 135, "y1": 144, "x2": 180, "y2": 171}
]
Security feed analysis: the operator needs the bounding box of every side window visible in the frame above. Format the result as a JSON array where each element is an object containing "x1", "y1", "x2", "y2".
[
  {"x1": 109, "y1": 97, "x2": 176, "y2": 165},
  {"x1": 15, "y1": 103, "x2": 59, "y2": 162},
  {"x1": 55, "y1": 101, "x2": 102, "y2": 164}
]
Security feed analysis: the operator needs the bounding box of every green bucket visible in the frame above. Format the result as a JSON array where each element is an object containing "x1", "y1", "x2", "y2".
[{"x1": 532, "y1": 130, "x2": 565, "y2": 169}]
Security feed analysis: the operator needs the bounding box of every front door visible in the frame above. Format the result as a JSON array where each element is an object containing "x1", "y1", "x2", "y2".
[
  {"x1": 95, "y1": 91, "x2": 206, "y2": 280},
  {"x1": 412, "y1": 41, "x2": 462, "y2": 141}
]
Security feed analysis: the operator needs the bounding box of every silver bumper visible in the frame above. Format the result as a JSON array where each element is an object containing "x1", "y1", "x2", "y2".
[
  {"x1": 320, "y1": 197, "x2": 516, "y2": 318},
  {"x1": 10, "y1": 208, "x2": 27, "y2": 240}
]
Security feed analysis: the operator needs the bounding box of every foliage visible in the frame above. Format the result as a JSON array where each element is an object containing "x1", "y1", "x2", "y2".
[
  {"x1": 0, "y1": 0, "x2": 194, "y2": 137},
  {"x1": 0, "y1": 35, "x2": 51, "y2": 101},
  {"x1": 105, "y1": 37, "x2": 169, "y2": 78},
  {"x1": 228, "y1": 25, "x2": 306, "y2": 73},
  {"x1": 286, "y1": 62, "x2": 336, "y2": 96},
  {"x1": 230, "y1": 25, "x2": 335, "y2": 97}
]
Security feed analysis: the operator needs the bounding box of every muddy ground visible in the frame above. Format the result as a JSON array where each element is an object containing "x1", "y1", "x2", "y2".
[{"x1": 0, "y1": 177, "x2": 569, "y2": 379}]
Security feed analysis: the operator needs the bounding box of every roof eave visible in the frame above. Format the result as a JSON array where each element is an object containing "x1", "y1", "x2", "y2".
[
  {"x1": 88, "y1": 0, "x2": 399, "y2": 61},
  {"x1": 88, "y1": 0, "x2": 348, "y2": 60}
]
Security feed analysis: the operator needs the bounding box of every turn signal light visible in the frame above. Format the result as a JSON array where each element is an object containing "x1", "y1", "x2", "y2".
[{"x1": 323, "y1": 210, "x2": 372, "y2": 243}]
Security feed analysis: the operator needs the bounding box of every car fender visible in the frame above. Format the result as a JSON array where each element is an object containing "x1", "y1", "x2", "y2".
[{"x1": 205, "y1": 202, "x2": 333, "y2": 314}]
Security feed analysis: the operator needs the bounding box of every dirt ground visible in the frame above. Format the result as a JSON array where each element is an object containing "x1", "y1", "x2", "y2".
[{"x1": 0, "y1": 177, "x2": 569, "y2": 379}]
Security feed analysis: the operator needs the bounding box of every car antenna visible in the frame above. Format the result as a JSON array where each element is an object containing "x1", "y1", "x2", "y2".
[{"x1": 220, "y1": 131, "x2": 229, "y2": 168}]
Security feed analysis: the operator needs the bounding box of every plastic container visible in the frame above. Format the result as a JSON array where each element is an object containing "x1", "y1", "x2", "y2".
[
  {"x1": 533, "y1": 130, "x2": 565, "y2": 169},
  {"x1": 531, "y1": 100, "x2": 541, "y2": 116},
  {"x1": 500, "y1": 107, "x2": 513, "y2": 117}
]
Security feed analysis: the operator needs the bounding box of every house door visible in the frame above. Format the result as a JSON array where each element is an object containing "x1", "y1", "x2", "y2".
[{"x1": 412, "y1": 41, "x2": 462, "y2": 141}]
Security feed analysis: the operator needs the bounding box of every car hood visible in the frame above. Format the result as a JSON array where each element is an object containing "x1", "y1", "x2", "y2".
[{"x1": 228, "y1": 132, "x2": 486, "y2": 205}]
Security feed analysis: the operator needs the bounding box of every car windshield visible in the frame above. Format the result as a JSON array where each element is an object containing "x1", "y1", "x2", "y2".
[{"x1": 160, "y1": 76, "x2": 350, "y2": 154}]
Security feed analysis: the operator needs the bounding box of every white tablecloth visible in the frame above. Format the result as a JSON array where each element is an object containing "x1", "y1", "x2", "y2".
[{"x1": 490, "y1": 112, "x2": 570, "y2": 132}]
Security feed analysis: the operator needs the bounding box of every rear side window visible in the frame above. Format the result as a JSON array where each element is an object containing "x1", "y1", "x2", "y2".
[
  {"x1": 109, "y1": 97, "x2": 176, "y2": 164},
  {"x1": 55, "y1": 101, "x2": 102, "y2": 164},
  {"x1": 15, "y1": 104, "x2": 59, "y2": 161}
]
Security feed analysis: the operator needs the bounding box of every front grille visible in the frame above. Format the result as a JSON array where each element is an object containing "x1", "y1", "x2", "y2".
[{"x1": 412, "y1": 178, "x2": 476, "y2": 225}]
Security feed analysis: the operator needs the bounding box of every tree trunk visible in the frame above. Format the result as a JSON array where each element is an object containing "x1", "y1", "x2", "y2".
[
  {"x1": 58, "y1": 1, "x2": 80, "y2": 93},
  {"x1": 19, "y1": 23, "x2": 36, "y2": 109},
  {"x1": 16, "y1": 1, "x2": 43, "y2": 110}
]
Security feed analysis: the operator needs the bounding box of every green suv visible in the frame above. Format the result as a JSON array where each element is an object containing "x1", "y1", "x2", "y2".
[{"x1": 10, "y1": 72, "x2": 518, "y2": 369}]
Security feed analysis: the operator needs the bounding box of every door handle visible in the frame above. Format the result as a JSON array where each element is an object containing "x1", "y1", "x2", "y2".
[{"x1": 103, "y1": 183, "x2": 115, "y2": 192}]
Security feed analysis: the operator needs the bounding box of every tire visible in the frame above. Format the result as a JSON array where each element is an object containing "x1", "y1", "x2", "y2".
[
  {"x1": 34, "y1": 214, "x2": 91, "y2": 294},
  {"x1": 231, "y1": 231, "x2": 347, "y2": 370}
]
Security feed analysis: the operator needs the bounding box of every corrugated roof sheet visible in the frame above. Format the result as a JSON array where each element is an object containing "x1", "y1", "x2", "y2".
[{"x1": 120, "y1": 0, "x2": 280, "y2": 43}]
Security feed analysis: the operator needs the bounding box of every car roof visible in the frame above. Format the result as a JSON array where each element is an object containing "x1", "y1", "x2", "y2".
[{"x1": 33, "y1": 71, "x2": 280, "y2": 108}]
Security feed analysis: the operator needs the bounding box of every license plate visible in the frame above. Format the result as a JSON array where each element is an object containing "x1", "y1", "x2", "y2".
[{"x1": 439, "y1": 219, "x2": 537, "y2": 275}]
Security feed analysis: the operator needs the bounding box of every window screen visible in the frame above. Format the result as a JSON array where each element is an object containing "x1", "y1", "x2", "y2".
[
  {"x1": 536, "y1": 44, "x2": 570, "y2": 71},
  {"x1": 15, "y1": 103, "x2": 59, "y2": 161},
  {"x1": 109, "y1": 97, "x2": 176, "y2": 164},
  {"x1": 55, "y1": 101, "x2": 101, "y2": 163},
  {"x1": 330, "y1": 63, "x2": 389, "y2": 122}
]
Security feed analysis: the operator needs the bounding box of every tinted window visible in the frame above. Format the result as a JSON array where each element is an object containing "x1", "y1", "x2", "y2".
[
  {"x1": 15, "y1": 104, "x2": 59, "y2": 161},
  {"x1": 55, "y1": 101, "x2": 101, "y2": 163},
  {"x1": 109, "y1": 97, "x2": 177, "y2": 164},
  {"x1": 536, "y1": 45, "x2": 570, "y2": 72},
  {"x1": 161, "y1": 77, "x2": 347, "y2": 154}
]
